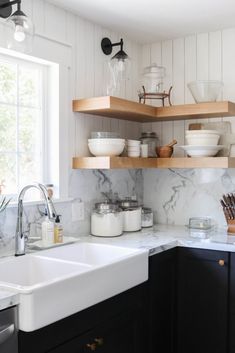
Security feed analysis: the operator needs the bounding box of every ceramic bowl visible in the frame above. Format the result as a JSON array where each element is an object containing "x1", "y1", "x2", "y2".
[
  {"x1": 185, "y1": 134, "x2": 220, "y2": 146},
  {"x1": 178, "y1": 145, "x2": 224, "y2": 157},
  {"x1": 88, "y1": 139, "x2": 125, "y2": 156},
  {"x1": 185, "y1": 129, "x2": 220, "y2": 135}
]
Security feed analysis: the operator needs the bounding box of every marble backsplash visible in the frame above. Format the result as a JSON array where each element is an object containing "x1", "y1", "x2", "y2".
[
  {"x1": 143, "y1": 168, "x2": 235, "y2": 227},
  {"x1": 0, "y1": 169, "x2": 143, "y2": 257}
]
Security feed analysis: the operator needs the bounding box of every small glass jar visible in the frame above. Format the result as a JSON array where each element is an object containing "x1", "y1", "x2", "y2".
[
  {"x1": 141, "y1": 208, "x2": 153, "y2": 228},
  {"x1": 188, "y1": 217, "x2": 213, "y2": 239},
  {"x1": 140, "y1": 132, "x2": 159, "y2": 157}
]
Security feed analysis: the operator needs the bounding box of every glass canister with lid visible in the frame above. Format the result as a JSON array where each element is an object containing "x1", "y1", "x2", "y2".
[
  {"x1": 140, "y1": 132, "x2": 159, "y2": 157},
  {"x1": 119, "y1": 198, "x2": 142, "y2": 232},
  {"x1": 91, "y1": 202, "x2": 123, "y2": 237},
  {"x1": 141, "y1": 207, "x2": 154, "y2": 228}
]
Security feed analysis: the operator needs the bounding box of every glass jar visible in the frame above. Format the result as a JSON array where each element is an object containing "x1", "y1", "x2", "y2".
[
  {"x1": 142, "y1": 63, "x2": 165, "y2": 93},
  {"x1": 140, "y1": 132, "x2": 159, "y2": 157},
  {"x1": 91, "y1": 202, "x2": 123, "y2": 237},
  {"x1": 141, "y1": 208, "x2": 153, "y2": 228},
  {"x1": 119, "y1": 199, "x2": 142, "y2": 232}
]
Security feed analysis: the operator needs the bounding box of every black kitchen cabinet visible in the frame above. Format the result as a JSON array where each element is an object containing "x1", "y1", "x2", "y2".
[
  {"x1": 177, "y1": 247, "x2": 229, "y2": 353},
  {"x1": 19, "y1": 284, "x2": 146, "y2": 353},
  {"x1": 148, "y1": 248, "x2": 177, "y2": 353},
  {"x1": 229, "y1": 253, "x2": 235, "y2": 353},
  {"x1": 49, "y1": 310, "x2": 141, "y2": 353}
]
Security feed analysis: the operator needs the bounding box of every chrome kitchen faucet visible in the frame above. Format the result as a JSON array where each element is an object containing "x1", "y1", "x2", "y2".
[{"x1": 15, "y1": 183, "x2": 56, "y2": 256}]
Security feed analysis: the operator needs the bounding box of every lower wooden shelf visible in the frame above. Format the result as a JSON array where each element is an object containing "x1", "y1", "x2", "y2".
[{"x1": 72, "y1": 156, "x2": 235, "y2": 169}]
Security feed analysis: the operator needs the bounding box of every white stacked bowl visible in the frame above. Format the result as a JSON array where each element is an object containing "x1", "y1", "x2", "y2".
[
  {"x1": 88, "y1": 138, "x2": 125, "y2": 156},
  {"x1": 127, "y1": 140, "x2": 140, "y2": 157},
  {"x1": 185, "y1": 130, "x2": 220, "y2": 146}
]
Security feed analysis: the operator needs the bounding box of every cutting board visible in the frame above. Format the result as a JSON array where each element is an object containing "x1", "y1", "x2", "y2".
[{"x1": 189, "y1": 121, "x2": 235, "y2": 156}]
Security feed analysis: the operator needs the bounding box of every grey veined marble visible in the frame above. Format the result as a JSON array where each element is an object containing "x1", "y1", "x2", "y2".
[
  {"x1": 143, "y1": 168, "x2": 235, "y2": 227},
  {"x1": 0, "y1": 169, "x2": 143, "y2": 256}
]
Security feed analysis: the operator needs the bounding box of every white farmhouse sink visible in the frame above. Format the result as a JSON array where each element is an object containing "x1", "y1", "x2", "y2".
[
  {"x1": 0, "y1": 255, "x2": 90, "y2": 288},
  {"x1": 37, "y1": 242, "x2": 141, "y2": 265},
  {"x1": 0, "y1": 242, "x2": 148, "y2": 332}
]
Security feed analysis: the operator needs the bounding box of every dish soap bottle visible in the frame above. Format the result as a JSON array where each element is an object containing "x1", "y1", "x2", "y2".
[
  {"x1": 54, "y1": 215, "x2": 63, "y2": 243},
  {"x1": 42, "y1": 212, "x2": 54, "y2": 246}
]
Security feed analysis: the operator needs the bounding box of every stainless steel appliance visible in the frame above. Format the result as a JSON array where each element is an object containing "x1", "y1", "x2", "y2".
[{"x1": 0, "y1": 306, "x2": 18, "y2": 353}]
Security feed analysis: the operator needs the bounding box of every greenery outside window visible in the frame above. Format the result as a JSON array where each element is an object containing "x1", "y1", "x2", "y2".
[{"x1": 0, "y1": 52, "x2": 48, "y2": 198}]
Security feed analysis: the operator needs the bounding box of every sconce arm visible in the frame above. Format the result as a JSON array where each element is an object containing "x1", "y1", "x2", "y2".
[{"x1": 0, "y1": 0, "x2": 20, "y2": 9}]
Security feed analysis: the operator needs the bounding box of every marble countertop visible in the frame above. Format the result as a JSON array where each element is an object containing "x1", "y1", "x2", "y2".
[
  {"x1": 1, "y1": 223, "x2": 235, "y2": 311},
  {"x1": 0, "y1": 289, "x2": 19, "y2": 311},
  {"x1": 80, "y1": 224, "x2": 235, "y2": 255}
]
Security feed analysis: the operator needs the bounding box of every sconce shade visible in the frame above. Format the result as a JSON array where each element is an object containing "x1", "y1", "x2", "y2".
[
  {"x1": 112, "y1": 49, "x2": 129, "y2": 61},
  {"x1": 0, "y1": 1, "x2": 34, "y2": 53},
  {"x1": 6, "y1": 8, "x2": 34, "y2": 52}
]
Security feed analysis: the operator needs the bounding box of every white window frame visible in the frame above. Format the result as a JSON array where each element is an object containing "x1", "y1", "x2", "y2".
[{"x1": 0, "y1": 47, "x2": 62, "y2": 203}]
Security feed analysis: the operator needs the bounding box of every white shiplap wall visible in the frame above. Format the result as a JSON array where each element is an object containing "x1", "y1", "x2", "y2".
[
  {"x1": 0, "y1": 0, "x2": 142, "y2": 160},
  {"x1": 141, "y1": 29, "x2": 235, "y2": 156}
]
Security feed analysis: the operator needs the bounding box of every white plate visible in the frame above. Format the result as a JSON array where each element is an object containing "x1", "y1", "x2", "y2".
[
  {"x1": 29, "y1": 236, "x2": 79, "y2": 249},
  {"x1": 178, "y1": 145, "x2": 225, "y2": 157}
]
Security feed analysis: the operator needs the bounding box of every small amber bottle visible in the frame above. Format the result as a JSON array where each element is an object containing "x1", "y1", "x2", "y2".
[{"x1": 54, "y1": 215, "x2": 63, "y2": 243}]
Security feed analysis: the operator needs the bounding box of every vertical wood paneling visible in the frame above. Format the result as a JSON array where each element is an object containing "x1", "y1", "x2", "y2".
[
  {"x1": 196, "y1": 33, "x2": 209, "y2": 123},
  {"x1": 173, "y1": 38, "x2": 185, "y2": 155},
  {"x1": 150, "y1": 42, "x2": 162, "y2": 141},
  {"x1": 184, "y1": 35, "x2": 197, "y2": 104},
  {"x1": 44, "y1": 2, "x2": 67, "y2": 43},
  {"x1": 184, "y1": 35, "x2": 197, "y2": 132},
  {"x1": 209, "y1": 31, "x2": 223, "y2": 122},
  {"x1": 196, "y1": 33, "x2": 209, "y2": 80},
  {"x1": 161, "y1": 40, "x2": 173, "y2": 145},
  {"x1": 32, "y1": 0, "x2": 45, "y2": 34},
  {"x1": 222, "y1": 28, "x2": 235, "y2": 155}
]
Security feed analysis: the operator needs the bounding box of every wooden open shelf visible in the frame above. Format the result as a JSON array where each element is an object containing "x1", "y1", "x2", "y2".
[
  {"x1": 73, "y1": 96, "x2": 235, "y2": 122},
  {"x1": 72, "y1": 157, "x2": 235, "y2": 169}
]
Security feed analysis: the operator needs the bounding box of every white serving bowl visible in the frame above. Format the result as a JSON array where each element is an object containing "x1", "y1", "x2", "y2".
[
  {"x1": 185, "y1": 129, "x2": 220, "y2": 135},
  {"x1": 186, "y1": 134, "x2": 220, "y2": 146},
  {"x1": 88, "y1": 138, "x2": 125, "y2": 144},
  {"x1": 88, "y1": 139, "x2": 125, "y2": 156},
  {"x1": 179, "y1": 145, "x2": 224, "y2": 157},
  {"x1": 187, "y1": 80, "x2": 223, "y2": 103}
]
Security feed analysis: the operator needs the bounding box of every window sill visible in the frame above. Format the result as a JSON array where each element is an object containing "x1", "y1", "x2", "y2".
[{"x1": 7, "y1": 197, "x2": 74, "y2": 208}]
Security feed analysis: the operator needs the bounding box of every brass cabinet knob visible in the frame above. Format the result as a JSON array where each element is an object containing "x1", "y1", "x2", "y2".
[
  {"x1": 86, "y1": 343, "x2": 97, "y2": 351},
  {"x1": 218, "y1": 259, "x2": 225, "y2": 266},
  {"x1": 94, "y1": 337, "x2": 104, "y2": 346}
]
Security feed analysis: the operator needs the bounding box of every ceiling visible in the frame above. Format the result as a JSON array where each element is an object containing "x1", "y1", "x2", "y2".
[{"x1": 49, "y1": 0, "x2": 235, "y2": 43}]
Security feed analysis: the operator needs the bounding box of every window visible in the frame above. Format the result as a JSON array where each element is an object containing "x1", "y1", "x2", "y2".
[{"x1": 0, "y1": 52, "x2": 48, "y2": 198}]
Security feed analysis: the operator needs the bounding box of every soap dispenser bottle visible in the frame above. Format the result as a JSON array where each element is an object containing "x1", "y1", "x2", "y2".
[
  {"x1": 41, "y1": 211, "x2": 54, "y2": 246},
  {"x1": 54, "y1": 215, "x2": 63, "y2": 243}
]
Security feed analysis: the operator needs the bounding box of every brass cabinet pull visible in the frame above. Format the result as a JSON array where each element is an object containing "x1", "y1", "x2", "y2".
[
  {"x1": 86, "y1": 343, "x2": 97, "y2": 351},
  {"x1": 94, "y1": 337, "x2": 104, "y2": 346},
  {"x1": 218, "y1": 259, "x2": 225, "y2": 266}
]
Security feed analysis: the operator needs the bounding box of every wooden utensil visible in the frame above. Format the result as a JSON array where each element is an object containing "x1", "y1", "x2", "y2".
[{"x1": 165, "y1": 139, "x2": 177, "y2": 147}]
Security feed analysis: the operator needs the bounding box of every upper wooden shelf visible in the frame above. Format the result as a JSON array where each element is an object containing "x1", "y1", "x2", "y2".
[
  {"x1": 73, "y1": 96, "x2": 235, "y2": 123},
  {"x1": 72, "y1": 157, "x2": 235, "y2": 169},
  {"x1": 73, "y1": 96, "x2": 155, "y2": 122}
]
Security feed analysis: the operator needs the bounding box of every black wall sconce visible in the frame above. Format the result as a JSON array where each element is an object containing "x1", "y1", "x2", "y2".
[
  {"x1": 101, "y1": 37, "x2": 129, "y2": 60},
  {"x1": 0, "y1": 0, "x2": 34, "y2": 52}
]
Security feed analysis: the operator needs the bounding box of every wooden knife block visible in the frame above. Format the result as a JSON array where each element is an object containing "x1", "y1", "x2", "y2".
[{"x1": 227, "y1": 220, "x2": 235, "y2": 234}]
